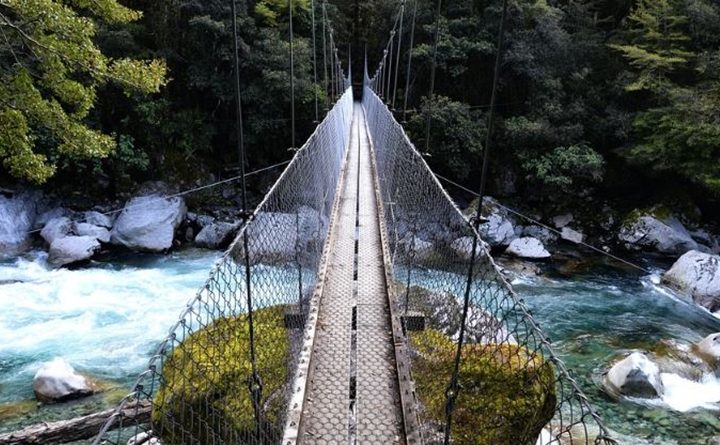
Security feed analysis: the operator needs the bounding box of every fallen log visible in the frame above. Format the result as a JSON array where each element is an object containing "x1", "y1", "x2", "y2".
[{"x1": 0, "y1": 399, "x2": 151, "y2": 445}]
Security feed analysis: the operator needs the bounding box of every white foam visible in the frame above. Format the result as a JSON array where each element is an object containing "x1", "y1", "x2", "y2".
[{"x1": 660, "y1": 372, "x2": 720, "y2": 412}]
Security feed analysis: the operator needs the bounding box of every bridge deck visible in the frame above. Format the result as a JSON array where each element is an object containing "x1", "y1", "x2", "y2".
[{"x1": 299, "y1": 103, "x2": 404, "y2": 444}]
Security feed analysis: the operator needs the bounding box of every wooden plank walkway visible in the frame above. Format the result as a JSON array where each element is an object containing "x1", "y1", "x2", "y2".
[{"x1": 298, "y1": 103, "x2": 404, "y2": 445}]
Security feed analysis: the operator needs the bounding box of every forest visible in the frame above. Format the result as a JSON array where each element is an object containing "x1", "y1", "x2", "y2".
[{"x1": 1, "y1": 0, "x2": 720, "y2": 220}]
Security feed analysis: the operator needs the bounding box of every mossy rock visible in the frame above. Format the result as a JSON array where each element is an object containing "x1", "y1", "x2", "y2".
[
  {"x1": 152, "y1": 305, "x2": 290, "y2": 444},
  {"x1": 411, "y1": 330, "x2": 557, "y2": 445}
]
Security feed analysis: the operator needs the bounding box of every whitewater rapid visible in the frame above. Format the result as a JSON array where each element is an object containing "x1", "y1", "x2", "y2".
[{"x1": 0, "y1": 249, "x2": 221, "y2": 403}]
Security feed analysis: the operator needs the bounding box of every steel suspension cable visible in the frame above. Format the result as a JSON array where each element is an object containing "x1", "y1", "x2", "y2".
[
  {"x1": 329, "y1": 28, "x2": 336, "y2": 101},
  {"x1": 385, "y1": 30, "x2": 395, "y2": 104},
  {"x1": 402, "y1": 0, "x2": 418, "y2": 122},
  {"x1": 442, "y1": 1, "x2": 509, "y2": 443},
  {"x1": 310, "y1": 0, "x2": 319, "y2": 121},
  {"x1": 322, "y1": 0, "x2": 329, "y2": 110},
  {"x1": 424, "y1": 0, "x2": 443, "y2": 152},
  {"x1": 289, "y1": 0, "x2": 296, "y2": 148},
  {"x1": 229, "y1": 0, "x2": 262, "y2": 435},
  {"x1": 392, "y1": 0, "x2": 405, "y2": 110}
]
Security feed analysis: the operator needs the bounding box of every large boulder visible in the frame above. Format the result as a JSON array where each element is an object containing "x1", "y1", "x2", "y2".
[
  {"x1": 662, "y1": 250, "x2": 720, "y2": 313},
  {"x1": 33, "y1": 358, "x2": 96, "y2": 403},
  {"x1": 243, "y1": 212, "x2": 297, "y2": 263},
  {"x1": 0, "y1": 191, "x2": 40, "y2": 257},
  {"x1": 603, "y1": 352, "x2": 663, "y2": 399},
  {"x1": 464, "y1": 197, "x2": 516, "y2": 247},
  {"x1": 48, "y1": 236, "x2": 101, "y2": 266},
  {"x1": 40, "y1": 217, "x2": 74, "y2": 245},
  {"x1": 619, "y1": 211, "x2": 698, "y2": 255},
  {"x1": 75, "y1": 222, "x2": 111, "y2": 243},
  {"x1": 297, "y1": 205, "x2": 328, "y2": 244},
  {"x1": 505, "y1": 237, "x2": 551, "y2": 260},
  {"x1": 111, "y1": 196, "x2": 187, "y2": 252},
  {"x1": 194, "y1": 221, "x2": 240, "y2": 249}
]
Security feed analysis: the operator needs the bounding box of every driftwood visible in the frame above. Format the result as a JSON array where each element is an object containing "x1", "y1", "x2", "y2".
[{"x1": 0, "y1": 399, "x2": 151, "y2": 445}]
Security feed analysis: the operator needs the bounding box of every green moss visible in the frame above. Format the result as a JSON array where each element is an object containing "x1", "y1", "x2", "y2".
[
  {"x1": 411, "y1": 330, "x2": 557, "y2": 445},
  {"x1": 152, "y1": 305, "x2": 290, "y2": 443},
  {"x1": 622, "y1": 205, "x2": 673, "y2": 227}
]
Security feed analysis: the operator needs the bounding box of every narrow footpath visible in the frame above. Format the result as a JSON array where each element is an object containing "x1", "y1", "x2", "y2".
[{"x1": 298, "y1": 103, "x2": 404, "y2": 445}]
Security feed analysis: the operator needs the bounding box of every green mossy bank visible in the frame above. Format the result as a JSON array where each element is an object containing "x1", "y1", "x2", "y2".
[
  {"x1": 411, "y1": 329, "x2": 556, "y2": 445},
  {"x1": 152, "y1": 305, "x2": 290, "y2": 443}
]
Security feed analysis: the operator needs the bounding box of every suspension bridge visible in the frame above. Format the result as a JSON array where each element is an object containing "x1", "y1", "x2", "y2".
[{"x1": 85, "y1": 1, "x2": 622, "y2": 444}]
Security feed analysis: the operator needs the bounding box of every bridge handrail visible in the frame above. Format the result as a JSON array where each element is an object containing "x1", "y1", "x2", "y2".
[
  {"x1": 92, "y1": 88, "x2": 354, "y2": 445},
  {"x1": 362, "y1": 85, "x2": 617, "y2": 445}
]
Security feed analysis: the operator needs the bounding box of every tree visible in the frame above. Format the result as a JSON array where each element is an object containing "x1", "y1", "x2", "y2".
[
  {"x1": 0, "y1": 0, "x2": 167, "y2": 184},
  {"x1": 609, "y1": 0, "x2": 691, "y2": 92}
]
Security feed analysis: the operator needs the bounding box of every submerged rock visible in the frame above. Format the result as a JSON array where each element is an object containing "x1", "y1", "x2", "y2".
[
  {"x1": 619, "y1": 212, "x2": 698, "y2": 255},
  {"x1": 603, "y1": 352, "x2": 663, "y2": 399},
  {"x1": 505, "y1": 237, "x2": 551, "y2": 260},
  {"x1": 111, "y1": 195, "x2": 187, "y2": 252},
  {"x1": 662, "y1": 250, "x2": 720, "y2": 313},
  {"x1": 33, "y1": 358, "x2": 96, "y2": 403},
  {"x1": 48, "y1": 236, "x2": 101, "y2": 266}
]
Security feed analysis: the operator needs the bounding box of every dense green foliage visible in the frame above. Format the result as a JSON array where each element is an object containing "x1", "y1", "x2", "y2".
[{"x1": 2, "y1": 0, "x2": 720, "y2": 213}]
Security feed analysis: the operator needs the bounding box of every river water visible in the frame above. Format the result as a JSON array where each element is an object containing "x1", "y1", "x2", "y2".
[{"x1": 1, "y1": 249, "x2": 719, "y2": 443}]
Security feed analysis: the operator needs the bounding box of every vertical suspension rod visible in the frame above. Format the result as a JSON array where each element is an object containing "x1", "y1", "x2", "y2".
[
  {"x1": 386, "y1": 30, "x2": 395, "y2": 104},
  {"x1": 289, "y1": 0, "x2": 296, "y2": 148},
  {"x1": 392, "y1": 0, "x2": 405, "y2": 110},
  {"x1": 402, "y1": 0, "x2": 417, "y2": 122},
  {"x1": 230, "y1": 0, "x2": 262, "y2": 434},
  {"x1": 424, "y1": 0, "x2": 442, "y2": 152},
  {"x1": 442, "y1": 1, "x2": 510, "y2": 444},
  {"x1": 311, "y1": 0, "x2": 319, "y2": 121},
  {"x1": 322, "y1": 0, "x2": 329, "y2": 110}
]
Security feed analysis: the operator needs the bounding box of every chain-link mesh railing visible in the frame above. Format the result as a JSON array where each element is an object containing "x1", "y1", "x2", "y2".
[
  {"x1": 362, "y1": 84, "x2": 617, "y2": 445},
  {"x1": 92, "y1": 88, "x2": 353, "y2": 445}
]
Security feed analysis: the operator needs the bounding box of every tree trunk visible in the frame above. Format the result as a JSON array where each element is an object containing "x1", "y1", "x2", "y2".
[{"x1": 0, "y1": 399, "x2": 151, "y2": 445}]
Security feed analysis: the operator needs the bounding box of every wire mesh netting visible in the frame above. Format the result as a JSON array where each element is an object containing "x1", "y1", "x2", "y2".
[
  {"x1": 362, "y1": 82, "x2": 617, "y2": 445},
  {"x1": 92, "y1": 88, "x2": 353, "y2": 445}
]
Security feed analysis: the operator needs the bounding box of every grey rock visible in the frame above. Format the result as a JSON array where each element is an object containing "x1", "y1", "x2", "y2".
[
  {"x1": 707, "y1": 437, "x2": 720, "y2": 445},
  {"x1": 74, "y1": 223, "x2": 111, "y2": 243},
  {"x1": 397, "y1": 235, "x2": 434, "y2": 261},
  {"x1": 560, "y1": 227, "x2": 584, "y2": 244},
  {"x1": 48, "y1": 236, "x2": 101, "y2": 266},
  {"x1": 694, "y1": 333, "x2": 720, "y2": 368},
  {"x1": 187, "y1": 212, "x2": 215, "y2": 229},
  {"x1": 619, "y1": 214, "x2": 698, "y2": 255},
  {"x1": 479, "y1": 213, "x2": 516, "y2": 247},
  {"x1": 0, "y1": 192, "x2": 40, "y2": 257},
  {"x1": 128, "y1": 432, "x2": 162, "y2": 445},
  {"x1": 111, "y1": 195, "x2": 187, "y2": 252},
  {"x1": 194, "y1": 221, "x2": 240, "y2": 249},
  {"x1": 34, "y1": 207, "x2": 70, "y2": 230},
  {"x1": 243, "y1": 212, "x2": 297, "y2": 263},
  {"x1": 33, "y1": 358, "x2": 95, "y2": 402},
  {"x1": 553, "y1": 213, "x2": 574, "y2": 229},
  {"x1": 505, "y1": 237, "x2": 551, "y2": 260},
  {"x1": 662, "y1": 250, "x2": 720, "y2": 313},
  {"x1": 603, "y1": 352, "x2": 663, "y2": 399},
  {"x1": 523, "y1": 225, "x2": 558, "y2": 244},
  {"x1": 83, "y1": 211, "x2": 113, "y2": 229},
  {"x1": 297, "y1": 205, "x2": 328, "y2": 244},
  {"x1": 450, "y1": 236, "x2": 487, "y2": 260},
  {"x1": 40, "y1": 217, "x2": 74, "y2": 245}
]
